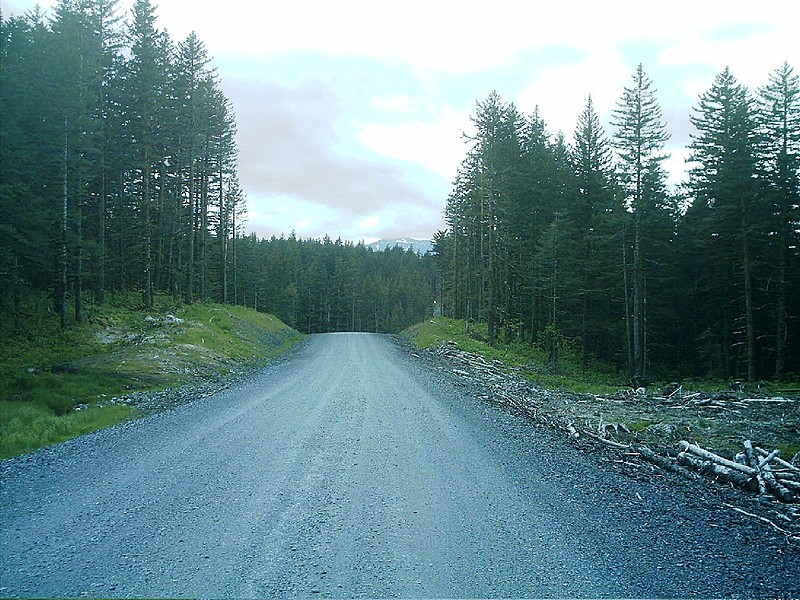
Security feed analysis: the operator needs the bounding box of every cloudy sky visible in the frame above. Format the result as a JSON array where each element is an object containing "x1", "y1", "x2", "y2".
[{"x1": 2, "y1": 0, "x2": 797, "y2": 242}]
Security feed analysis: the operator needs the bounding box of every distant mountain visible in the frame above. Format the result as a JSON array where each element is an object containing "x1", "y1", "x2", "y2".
[{"x1": 366, "y1": 238, "x2": 433, "y2": 255}]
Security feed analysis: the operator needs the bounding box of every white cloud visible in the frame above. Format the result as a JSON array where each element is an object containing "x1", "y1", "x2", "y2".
[
  {"x1": 359, "y1": 215, "x2": 380, "y2": 230},
  {"x1": 659, "y1": 29, "x2": 797, "y2": 87},
  {"x1": 663, "y1": 146, "x2": 693, "y2": 188},
  {"x1": 516, "y1": 50, "x2": 631, "y2": 137},
  {"x1": 372, "y1": 95, "x2": 414, "y2": 114},
  {"x1": 247, "y1": 194, "x2": 339, "y2": 238},
  {"x1": 358, "y1": 106, "x2": 469, "y2": 181}
]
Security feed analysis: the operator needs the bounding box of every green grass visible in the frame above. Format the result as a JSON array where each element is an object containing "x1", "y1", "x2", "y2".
[
  {"x1": 402, "y1": 317, "x2": 799, "y2": 458},
  {"x1": 172, "y1": 303, "x2": 299, "y2": 363},
  {"x1": 1, "y1": 292, "x2": 302, "y2": 460},
  {"x1": 0, "y1": 401, "x2": 136, "y2": 459},
  {"x1": 401, "y1": 317, "x2": 619, "y2": 394}
]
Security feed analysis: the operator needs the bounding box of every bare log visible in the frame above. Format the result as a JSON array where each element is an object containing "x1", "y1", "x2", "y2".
[
  {"x1": 583, "y1": 430, "x2": 631, "y2": 449},
  {"x1": 679, "y1": 441, "x2": 756, "y2": 476},
  {"x1": 637, "y1": 446, "x2": 700, "y2": 481},
  {"x1": 743, "y1": 441, "x2": 796, "y2": 502},
  {"x1": 744, "y1": 440, "x2": 769, "y2": 495},
  {"x1": 780, "y1": 479, "x2": 800, "y2": 492},
  {"x1": 773, "y1": 469, "x2": 800, "y2": 483},
  {"x1": 756, "y1": 446, "x2": 800, "y2": 475},
  {"x1": 758, "y1": 449, "x2": 781, "y2": 469},
  {"x1": 761, "y1": 461, "x2": 796, "y2": 503},
  {"x1": 677, "y1": 452, "x2": 760, "y2": 492}
]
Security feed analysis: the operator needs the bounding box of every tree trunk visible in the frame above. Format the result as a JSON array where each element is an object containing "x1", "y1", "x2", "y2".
[
  {"x1": 155, "y1": 159, "x2": 166, "y2": 290},
  {"x1": 232, "y1": 202, "x2": 237, "y2": 305},
  {"x1": 220, "y1": 161, "x2": 227, "y2": 304},
  {"x1": 60, "y1": 118, "x2": 69, "y2": 330},
  {"x1": 774, "y1": 193, "x2": 788, "y2": 378},
  {"x1": 97, "y1": 154, "x2": 106, "y2": 304},
  {"x1": 741, "y1": 212, "x2": 756, "y2": 382},
  {"x1": 200, "y1": 139, "x2": 209, "y2": 301},
  {"x1": 75, "y1": 189, "x2": 83, "y2": 323},
  {"x1": 13, "y1": 255, "x2": 21, "y2": 334},
  {"x1": 187, "y1": 158, "x2": 195, "y2": 304},
  {"x1": 622, "y1": 223, "x2": 633, "y2": 375},
  {"x1": 143, "y1": 161, "x2": 153, "y2": 310},
  {"x1": 632, "y1": 212, "x2": 644, "y2": 382}
]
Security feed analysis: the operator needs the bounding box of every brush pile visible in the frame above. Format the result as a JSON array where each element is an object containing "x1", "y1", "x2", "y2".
[{"x1": 426, "y1": 340, "x2": 800, "y2": 540}]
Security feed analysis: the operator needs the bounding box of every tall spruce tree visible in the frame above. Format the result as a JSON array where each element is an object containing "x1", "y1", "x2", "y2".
[
  {"x1": 124, "y1": 0, "x2": 170, "y2": 308},
  {"x1": 757, "y1": 62, "x2": 800, "y2": 377},
  {"x1": 570, "y1": 95, "x2": 616, "y2": 369},
  {"x1": 0, "y1": 10, "x2": 64, "y2": 324},
  {"x1": 611, "y1": 63, "x2": 670, "y2": 382},
  {"x1": 688, "y1": 67, "x2": 760, "y2": 380}
]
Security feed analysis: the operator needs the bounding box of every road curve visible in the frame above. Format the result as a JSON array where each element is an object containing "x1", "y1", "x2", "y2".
[{"x1": 1, "y1": 333, "x2": 797, "y2": 598}]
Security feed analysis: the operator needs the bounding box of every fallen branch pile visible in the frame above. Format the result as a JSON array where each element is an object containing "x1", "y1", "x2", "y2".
[{"x1": 429, "y1": 340, "x2": 800, "y2": 540}]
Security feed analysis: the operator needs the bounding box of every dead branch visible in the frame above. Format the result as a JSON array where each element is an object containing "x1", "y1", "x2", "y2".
[
  {"x1": 722, "y1": 503, "x2": 798, "y2": 540},
  {"x1": 583, "y1": 430, "x2": 631, "y2": 450},
  {"x1": 756, "y1": 446, "x2": 800, "y2": 475}
]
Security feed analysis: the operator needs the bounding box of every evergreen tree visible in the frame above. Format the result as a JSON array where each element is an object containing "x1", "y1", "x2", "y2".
[
  {"x1": 124, "y1": 0, "x2": 170, "y2": 308},
  {"x1": 569, "y1": 95, "x2": 616, "y2": 369},
  {"x1": 687, "y1": 67, "x2": 760, "y2": 380},
  {"x1": 611, "y1": 63, "x2": 670, "y2": 382},
  {"x1": 0, "y1": 10, "x2": 63, "y2": 324},
  {"x1": 757, "y1": 62, "x2": 800, "y2": 377}
]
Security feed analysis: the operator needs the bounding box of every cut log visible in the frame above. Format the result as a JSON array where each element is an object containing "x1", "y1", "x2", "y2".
[
  {"x1": 758, "y1": 449, "x2": 781, "y2": 469},
  {"x1": 637, "y1": 446, "x2": 700, "y2": 480},
  {"x1": 677, "y1": 452, "x2": 760, "y2": 492},
  {"x1": 776, "y1": 472, "x2": 800, "y2": 485},
  {"x1": 761, "y1": 461, "x2": 796, "y2": 503},
  {"x1": 743, "y1": 441, "x2": 796, "y2": 502},
  {"x1": 743, "y1": 440, "x2": 760, "y2": 468},
  {"x1": 780, "y1": 479, "x2": 800, "y2": 492},
  {"x1": 679, "y1": 441, "x2": 756, "y2": 476},
  {"x1": 743, "y1": 440, "x2": 768, "y2": 495},
  {"x1": 756, "y1": 447, "x2": 800, "y2": 475}
]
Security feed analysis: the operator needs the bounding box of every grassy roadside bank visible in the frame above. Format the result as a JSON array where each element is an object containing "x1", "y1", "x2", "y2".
[
  {"x1": 401, "y1": 317, "x2": 800, "y2": 458},
  {"x1": 0, "y1": 293, "x2": 302, "y2": 459},
  {"x1": 402, "y1": 317, "x2": 621, "y2": 394}
]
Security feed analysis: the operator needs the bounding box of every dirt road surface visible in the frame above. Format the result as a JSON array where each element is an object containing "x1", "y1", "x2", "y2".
[{"x1": 1, "y1": 333, "x2": 797, "y2": 597}]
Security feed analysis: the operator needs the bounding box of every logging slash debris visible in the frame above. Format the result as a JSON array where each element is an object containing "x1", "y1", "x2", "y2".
[{"x1": 423, "y1": 340, "x2": 800, "y2": 542}]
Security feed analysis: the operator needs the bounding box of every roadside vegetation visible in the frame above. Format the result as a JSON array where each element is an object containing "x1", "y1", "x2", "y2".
[
  {"x1": 402, "y1": 317, "x2": 800, "y2": 458},
  {"x1": 0, "y1": 293, "x2": 302, "y2": 459},
  {"x1": 402, "y1": 316, "x2": 621, "y2": 394}
]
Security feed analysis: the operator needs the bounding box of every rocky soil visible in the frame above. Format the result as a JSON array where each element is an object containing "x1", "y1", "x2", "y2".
[{"x1": 405, "y1": 339, "x2": 800, "y2": 544}]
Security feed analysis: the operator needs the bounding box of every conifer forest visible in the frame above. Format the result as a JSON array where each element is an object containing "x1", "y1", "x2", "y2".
[
  {"x1": 0, "y1": 1, "x2": 434, "y2": 336},
  {"x1": 1, "y1": 1, "x2": 798, "y2": 382},
  {"x1": 435, "y1": 64, "x2": 799, "y2": 383}
]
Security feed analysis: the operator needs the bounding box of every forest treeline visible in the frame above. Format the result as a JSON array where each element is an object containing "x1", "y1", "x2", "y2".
[
  {"x1": 234, "y1": 234, "x2": 434, "y2": 334},
  {"x1": 0, "y1": 0, "x2": 434, "y2": 336},
  {"x1": 434, "y1": 64, "x2": 799, "y2": 382},
  {"x1": 2, "y1": 1, "x2": 798, "y2": 382}
]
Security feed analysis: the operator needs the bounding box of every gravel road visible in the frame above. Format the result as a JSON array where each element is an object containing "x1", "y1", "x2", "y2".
[{"x1": 1, "y1": 333, "x2": 798, "y2": 598}]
